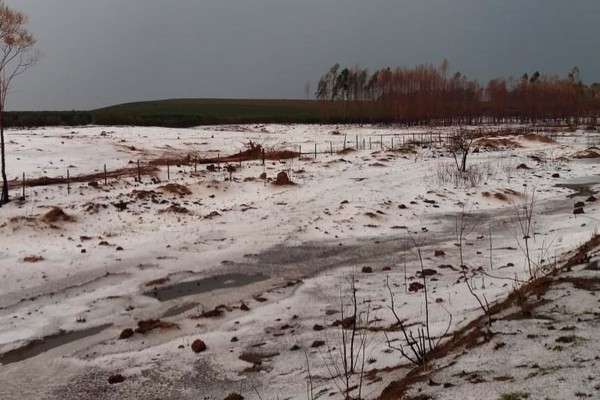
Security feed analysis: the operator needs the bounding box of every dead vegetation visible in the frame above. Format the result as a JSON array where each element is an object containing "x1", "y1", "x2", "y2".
[
  {"x1": 380, "y1": 234, "x2": 600, "y2": 399},
  {"x1": 40, "y1": 207, "x2": 75, "y2": 224}
]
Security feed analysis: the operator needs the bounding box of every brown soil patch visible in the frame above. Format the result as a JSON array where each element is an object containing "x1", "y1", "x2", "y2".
[
  {"x1": 522, "y1": 133, "x2": 556, "y2": 143},
  {"x1": 22, "y1": 255, "x2": 44, "y2": 263},
  {"x1": 338, "y1": 147, "x2": 356, "y2": 154},
  {"x1": 130, "y1": 190, "x2": 157, "y2": 200},
  {"x1": 149, "y1": 154, "x2": 192, "y2": 166},
  {"x1": 134, "y1": 319, "x2": 178, "y2": 334},
  {"x1": 10, "y1": 165, "x2": 160, "y2": 190},
  {"x1": 40, "y1": 207, "x2": 75, "y2": 224},
  {"x1": 571, "y1": 148, "x2": 600, "y2": 159},
  {"x1": 159, "y1": 204, "x2": 190, "y2": 214},
  {"x1": 159, "y1": 183, "x2": 192, "y2": 196},
  {"x1": 474, "y1": 137, "x2": 521, "y2": 149},
  {"x1": 483, "y1": 189, "x2": 521, "y2": 202},
  {"x1": 145, "y1": 276, "x2": 170, "y2": 287}
]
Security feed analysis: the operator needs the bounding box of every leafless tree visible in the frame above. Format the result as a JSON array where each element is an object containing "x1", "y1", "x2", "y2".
[{"x1": 0, "y1": 1, "x2": 40, "y2": 205}]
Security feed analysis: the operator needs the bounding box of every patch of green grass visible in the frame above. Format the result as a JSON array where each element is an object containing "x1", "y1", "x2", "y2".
[{"x1": 498, "y1": 392, "x2": 529, "y2": 400}]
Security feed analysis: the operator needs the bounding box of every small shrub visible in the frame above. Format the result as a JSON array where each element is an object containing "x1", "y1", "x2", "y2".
[{"x1": 498, "y1": 392, "x2": 530, "y2": 400}]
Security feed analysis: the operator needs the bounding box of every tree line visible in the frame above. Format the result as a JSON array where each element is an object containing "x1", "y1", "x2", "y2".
[{"x1": 315, "y1": 61, "x2": 600, "y2": 125}]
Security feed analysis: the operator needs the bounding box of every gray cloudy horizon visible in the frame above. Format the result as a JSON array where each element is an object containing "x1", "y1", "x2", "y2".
[{"x1": 5, "y1": 0, "x2": 600, "y2": 111}]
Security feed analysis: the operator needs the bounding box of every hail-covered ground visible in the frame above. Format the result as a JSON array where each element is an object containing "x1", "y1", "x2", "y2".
[{"x1": 0, "y1": 124, "x2": 599, "y2": 400}]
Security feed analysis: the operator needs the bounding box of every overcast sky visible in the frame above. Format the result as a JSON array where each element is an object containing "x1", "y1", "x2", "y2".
[{"x1": 4, "y1": 0, "x2": 600, "y2": 111}]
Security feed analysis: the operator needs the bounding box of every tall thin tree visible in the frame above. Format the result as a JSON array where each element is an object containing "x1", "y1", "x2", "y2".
[{"x1": 0, "y1": 1, "x2": 39, "y2": 205}]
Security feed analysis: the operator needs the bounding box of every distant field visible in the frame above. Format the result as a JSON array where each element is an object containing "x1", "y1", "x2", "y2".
[{"x1": 5, "y1": 98, "x2": 379, "y2": 127}]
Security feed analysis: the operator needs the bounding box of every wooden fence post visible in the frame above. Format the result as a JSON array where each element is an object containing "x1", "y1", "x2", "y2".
[
  {"x1": 104, "y1": 164, "x2": 107, "y2": 185},
  {"x1": 67, "y1": 169, "x2": 70, "y2": 194}
]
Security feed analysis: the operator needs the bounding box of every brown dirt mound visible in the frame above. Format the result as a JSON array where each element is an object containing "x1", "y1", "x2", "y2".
[
  {"x1": 572, "y1": 148, "x2": 600, "y2": 159},
  {"x1": 273, "y1": 171, "x2": 294, "y2": 185},
  {"x1": 130, "y1": 190, "x2": 157, "y2": 200},
  {"x1": 149, "y1": 154, "x2": 192, "y2": 166},
  {"x1": 40, "y1": 207, "x2": 75, "y2": 223},
  {"x1": 474, "y1": 137, "x2": 521, "y2": 149},
  {"x1": 159, "y1": 183, "x2": 192, "y2": 196},
  {"x1": 10, "y1": 165, "x2": 160, "y2": 190},
  {"x1": 23, "y1": 255, "x2": 44, "y2": 263},
  {"x1": 522, "y1": 133, "x2": 556, "y2": 143},
  {"x1": 338, "y1": 147, "x2": 356, "y2": 154}
]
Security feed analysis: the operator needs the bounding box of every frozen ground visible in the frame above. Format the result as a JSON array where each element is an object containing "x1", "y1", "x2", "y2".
[{"x1": 0, "y1": 124, "x2": 598, "y2": 399}]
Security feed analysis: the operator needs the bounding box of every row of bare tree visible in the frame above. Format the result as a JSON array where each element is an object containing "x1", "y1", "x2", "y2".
[{"x1": 316, "y1": 61, "x2": 600, "y2": 125}]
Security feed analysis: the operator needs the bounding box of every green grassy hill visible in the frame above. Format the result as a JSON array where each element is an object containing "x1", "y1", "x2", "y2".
[{"x1": 4, "y1": 98, "x2": 381, "y2": 128}]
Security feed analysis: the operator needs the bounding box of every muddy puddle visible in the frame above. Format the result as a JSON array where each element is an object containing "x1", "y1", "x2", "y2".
[
  {"x1": 144, "y1": 273, "x2": 269, "y2": 302},
  {"x1": 0, "y1": 323, "x2": 112, "y2": 365},
  {"x1": 554, "y1": 176, "x2": 600, "y2": 198}
]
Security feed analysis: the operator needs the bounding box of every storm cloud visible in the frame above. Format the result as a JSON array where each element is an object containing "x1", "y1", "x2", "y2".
[{"x1": 5, "y1": 0, "x2": 600, "y2": 110}]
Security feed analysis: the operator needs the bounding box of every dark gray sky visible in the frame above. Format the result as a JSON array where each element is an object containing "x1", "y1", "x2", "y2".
[{"x1": 5, "y1": 0, "x2": 600, "y2": 111}]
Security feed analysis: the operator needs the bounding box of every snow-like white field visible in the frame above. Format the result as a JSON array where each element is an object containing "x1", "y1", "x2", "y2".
[{"x1": 0, "y1": 124, "x2": 599, "y2": 399}]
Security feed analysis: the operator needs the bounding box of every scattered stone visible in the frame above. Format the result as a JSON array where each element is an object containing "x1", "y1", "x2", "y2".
[
  {"x1": 418, "y1": 268, "x2": 438, "y2": 277},
  {"x1": 434, "y1": 250, "x2": 446, "y2": 257},
  {"x1": 112, "y1": 201, "x2": 129, "y2": 211},
  {"x1": 259, "y1": 172, "x2": 267, "y2": 179},
  {"x1": 574, "y1": 201, "x2": 585, "y2": 208},
  {"x1": 313, "y1": 324, "x2": 324, "y2": 331},
  {"x1": 516, "y1": 163, "x2": 531, "y2": 170},
  {"x1": 574, "y1": 207, "x2": 584, "y2": 215},
  {"x1": 310, "y1": 340, "x2": 325, "y2": 348},
  {"x1": 290, "y1": 344, "x2": 301, "y2": 351},
  {"x1": 135, "y1": 319, "x2": 178, "y2": 334},
  {"x1": 361, "y1": 266, "x2": 373, "y2": 273},
  {"x1": 191, "y1": 339, "x2": 207, "y2": 353},
  {"x1": 398, "y1": 204, "x2": 407, "y2": 209},
  {"x1": 108, "y1": 374, "x2": 126, "y2": 384},
  {"x1": 240, "y1": 303, "x2": 250, "y2": 311},
  {"x1": 382, "y1": 266, "x2": 392, "y2": 271},
  {"x1": 332, "y1": 316, "x2": 356, "y2": 329},
  {"x1": 551, "y1": 173, "x2": 560, "y2": 178},
  {"x1": 409, "y1": 282, "x2": 425, "y2": 292},
  {"x1": 116, "y1": 246, "x2": 124, "y2": 251},
  {"x1": 230, "y1": 337, "x2": 238, "y2": 343},
  {"x1": 88, "y1": 181, "x2": 99, "y2": 187},
  {"x1": 119, "y1": 328, "x2": 134, "y2": 339}
]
